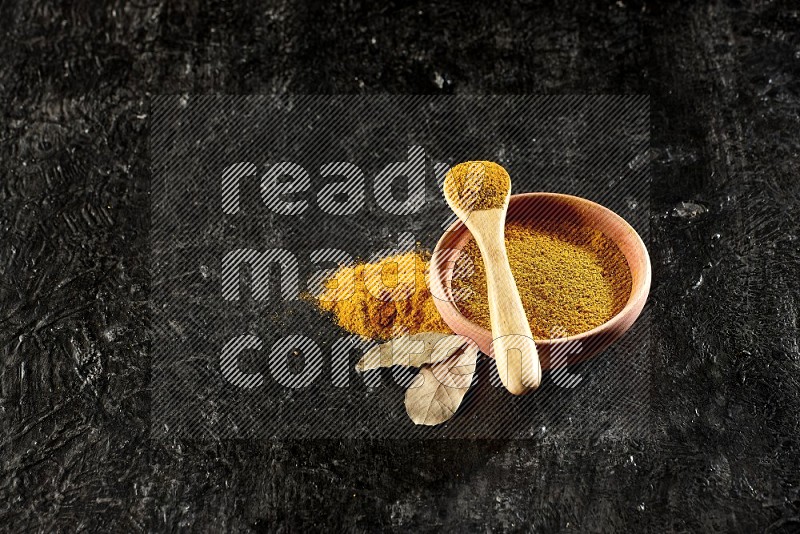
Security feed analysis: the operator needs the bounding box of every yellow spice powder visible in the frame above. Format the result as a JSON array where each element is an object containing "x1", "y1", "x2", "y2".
[
  {"x1": 443, "y1": 161, "x2": 511, "y2": 211},
  {"x1": 452, "y1": 220, "x2": 632, "y2": 338},
  {"x1": 315, "y1": 251, "x2": 450, "y2": 341},
  {"x1": 314, "y1": 222, "x2": 631, "y2": 341}
]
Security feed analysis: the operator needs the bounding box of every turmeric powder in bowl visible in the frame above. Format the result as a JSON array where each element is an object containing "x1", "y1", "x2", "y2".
[{"x1": 452, "y1": 220, "x2": 632, "y2": 339}]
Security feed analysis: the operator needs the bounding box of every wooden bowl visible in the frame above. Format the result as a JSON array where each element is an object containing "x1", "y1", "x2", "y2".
[{"x1": 430, "y1": 192, "x2": 651, "y2": 369}]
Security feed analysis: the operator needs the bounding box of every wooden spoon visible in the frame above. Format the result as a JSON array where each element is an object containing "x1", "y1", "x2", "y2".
[{"x1": 443, "y1": 163, "x2": 541, "y2": 394}]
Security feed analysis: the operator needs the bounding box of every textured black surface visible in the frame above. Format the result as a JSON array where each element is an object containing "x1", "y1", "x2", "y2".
[{"x1": 1, "y1": 0, "x2": 799, "y2": 531}]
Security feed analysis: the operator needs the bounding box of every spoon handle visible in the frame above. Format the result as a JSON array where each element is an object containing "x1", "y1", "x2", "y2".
[{"x1": 478, "y1": 233, "x2": 542, "y2": 394}]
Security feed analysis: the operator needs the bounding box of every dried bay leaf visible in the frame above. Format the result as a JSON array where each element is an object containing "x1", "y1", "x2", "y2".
[
  {"x1": 404, "y1": 337, "x2": 479, "y2": 426},
  {"x1": 356, "y1": 332, "x2": 464, "y2": 371}
]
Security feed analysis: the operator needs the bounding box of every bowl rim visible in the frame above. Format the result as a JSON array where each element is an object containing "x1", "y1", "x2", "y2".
[{"x1": 430, "y1": 192, "x2": 652, "y2": 347}]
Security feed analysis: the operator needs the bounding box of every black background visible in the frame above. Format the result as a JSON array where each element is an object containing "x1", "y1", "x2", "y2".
[{"x1": 1, "y1": 0, "x2": 799, "y2": 531}]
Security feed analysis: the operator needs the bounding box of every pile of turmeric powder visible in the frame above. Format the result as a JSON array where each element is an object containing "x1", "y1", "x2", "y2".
[
  {"x1": 452, "y1": 220, "x2": 631, "y2": 338},
  {"x1": 315, "y1": 251, "x2": 450, "y2": 341}
]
